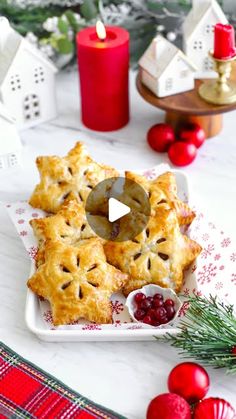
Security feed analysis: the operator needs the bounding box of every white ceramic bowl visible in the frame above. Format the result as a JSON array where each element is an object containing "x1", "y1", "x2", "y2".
[{"x1": 125, "y1": 284, "x2": 182, "y2": 328}]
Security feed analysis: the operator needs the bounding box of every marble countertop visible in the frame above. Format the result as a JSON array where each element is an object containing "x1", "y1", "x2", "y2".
[{"x1": 1, "y1": 70, "x2": 236, "y2": 418}]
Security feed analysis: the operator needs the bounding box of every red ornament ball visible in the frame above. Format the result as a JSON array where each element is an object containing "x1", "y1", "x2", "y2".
[
  {"x1": 179, "y1": 123, "x2": 206, "y2": 148},
  {"x1": 168, "y1": 362, "x2": 210, "y2": 404},
  {"x1": 231, "y1": 346, "x2": 236, "y2": 355},
  {"x1": 146, "y1": 393, "x2": 191, "y2": 419},
  {"x1": 168, "y1": 141, "x2": 197, "y2": 166},
  {"x1": 193, "y1": 397, "x2": 236, "y2": 419},
  {"x1": 147, "y1": 123, "x2": 175, "y2": 153}
]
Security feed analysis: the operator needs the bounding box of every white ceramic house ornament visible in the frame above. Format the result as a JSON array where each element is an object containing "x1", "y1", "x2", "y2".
[
  {"x1": 183, "y1": 0, "x2": 228, "y2": 79},
  {"x1": 0, "y1": 101, "x2": 22, "y2": 170},
  {"x1": 0, "y1": 17, "x2": 57, "y2": 130},
  {"x1": 139, "y1": 35, "x2": 197, "y2": 98}
]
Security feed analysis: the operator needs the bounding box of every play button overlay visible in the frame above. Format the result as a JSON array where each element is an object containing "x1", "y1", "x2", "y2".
[
  {"x1": 108, "y1": 198, "x2": 130, "y2": 222},
  {"x1": 85, "y1": 177, "x2": 150, "y2": 242}
]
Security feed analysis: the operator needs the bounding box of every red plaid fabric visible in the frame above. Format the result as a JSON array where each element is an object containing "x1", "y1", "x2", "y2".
[{"x1": 0, "y1": 342, "x2": 125, "y2": 419}]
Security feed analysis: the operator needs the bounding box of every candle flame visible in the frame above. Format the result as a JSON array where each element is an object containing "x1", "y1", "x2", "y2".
[{"x1": 96, "y1": 20, "x2": 106, "y2": 41}]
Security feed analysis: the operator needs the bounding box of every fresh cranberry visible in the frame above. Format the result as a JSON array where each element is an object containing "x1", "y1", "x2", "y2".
[
  {"x1": 147, "y1": 309, "x2": 156, "y2": 320},
  {"x1": 153, "y1": 298, "x2": 164, "y2": 308},
  {"x1": 155, "y1": 307, "x2": 167, "y2": 322},
  {"x1": 134, "y1": 292, "x2": 146, "y2": 304},
  {"x1": 134, "y1": 309, "x2": 146, "y2": 321},
  {"x1": 161, "y1": 317, "x2": 169, "y2": 324},
  {"x1": 165, "y1": 305, "x2": 176, "y2": 320},
  {"x1": 164, "y1": 298, "x2": 175, "y2": 307},
  {"x1": 143, "y1": 315, "x2": 152, "y2": 325},
  {"x1": 153, "y1": 293, "x2": 163, "y2": 301},
  {"x1": 140, "y1": 298, "x2": 152, "y2": 311},
  {"x1": 146, "y1": 296, "x2": 154, "y2": 305}
]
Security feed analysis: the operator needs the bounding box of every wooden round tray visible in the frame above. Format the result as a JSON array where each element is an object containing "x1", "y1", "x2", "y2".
[{"x1": 136, "y1": 66, "x2": 236, "y2": 138}]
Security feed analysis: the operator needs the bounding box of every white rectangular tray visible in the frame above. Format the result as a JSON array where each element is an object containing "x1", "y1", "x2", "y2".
[{"x1": 25, "y1": 169, "x2": 197, "y2": 341}]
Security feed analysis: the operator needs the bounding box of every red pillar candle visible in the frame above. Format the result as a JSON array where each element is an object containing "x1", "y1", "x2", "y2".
[
  {"x1": 77, "y1": 22, "x2": 129, "y2": 131},
  {"x1": 213, "y1": 23, "x2": 236, "y2": 59}
]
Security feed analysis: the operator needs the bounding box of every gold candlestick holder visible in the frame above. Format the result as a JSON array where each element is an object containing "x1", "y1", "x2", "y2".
[{"x1": 199, "y1": 52, "x2": 236, "y2": 105}]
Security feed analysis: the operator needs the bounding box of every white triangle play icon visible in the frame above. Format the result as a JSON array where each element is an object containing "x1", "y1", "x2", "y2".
[{"x1": 108, "y1": 198, "x2": 130, "y2": 223}]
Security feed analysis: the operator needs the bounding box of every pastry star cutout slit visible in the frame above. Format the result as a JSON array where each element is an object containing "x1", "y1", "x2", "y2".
[
  {"x1": 104, "y1": 208, "x2": 202, "y2": 296},
  {"x1": 124, "y1": 171, "x2": 195, "y2": 226},
  {"x1": 29, "y1": 142, "x2": 118, "y2": 213},
  {"x1": 27, "y1": 238, "x2": 129, "y2": 325}
]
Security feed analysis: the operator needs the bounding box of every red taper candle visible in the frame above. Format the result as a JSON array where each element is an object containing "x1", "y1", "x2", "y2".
[
  {"x1": 213, "y1": 23, "x2": 236, "y2": 59},
  {"x1": 77, "y1": 22, "x2": 129, "y2": 131}
]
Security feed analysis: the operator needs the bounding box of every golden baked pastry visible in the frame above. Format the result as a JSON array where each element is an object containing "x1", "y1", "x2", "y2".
[
  {"x1": 28, "y1": 143, "x2": 202, "y2": 323},
  {"x1": 29, "y1": 142, "x2": 118, "y2": 213},
  {"x1": 123, "y1": 171, "x2": 195, "y2": 226},
  {"x1": 27, "y1": 238, "x2": 128, "y2": 325},
  {"x1": 104, "y1": 208, "x2": 202, "y2": 295},
  {"x1": 30, "y1": 200, "x2": 111, "y2": 248}
]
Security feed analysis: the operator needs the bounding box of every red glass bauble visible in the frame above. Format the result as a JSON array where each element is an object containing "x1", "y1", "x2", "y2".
[
  {"x1": 168, "y1": 362, "x2": 210, "y2": 403},
  {"x1": 168, "y1": 141, "x2": 197, "y2": 166},
  {"x1": 179, "y1": 123, "x2": 206, "y2": 148},
  {"x1": 147, "y1": 123, "x2": 175, "y2": 153},
  {"x1": 146, "y1": 393, "x2": 191, "y2": 419},
  {"x1": 194, "y1": 397, "x2": 236, "y2": 419},
  {"x1": 231, "y1": 346, "x2": 236, "y2": 355}
]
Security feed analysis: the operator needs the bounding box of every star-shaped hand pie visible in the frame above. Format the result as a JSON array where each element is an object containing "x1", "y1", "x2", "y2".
[
  {"x1": 30, "y1": 200, "x2": 111, "y2": 249},
  {"x1": 123, "y1": 171, "x2": 195, "y2": 226},
  {"x1": 104, "y1": 208, "x2": 202, "y2": 296},
  {"x1": 27, "y1": 238, "x2": 129, "y2": 325},
  {"x1": 29, "y1": 142, "x2": 118, "y2": 213}
]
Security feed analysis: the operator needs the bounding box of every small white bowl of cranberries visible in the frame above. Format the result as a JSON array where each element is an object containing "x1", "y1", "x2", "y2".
[{"x1": 125, "y1": 284, "x2": 182, "y2": 327}]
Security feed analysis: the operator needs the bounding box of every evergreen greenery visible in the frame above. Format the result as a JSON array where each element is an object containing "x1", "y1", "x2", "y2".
[
  {"x1": 0, "y1": 0, "x2": 233, "y2": 66},
  {"x1": 161, "y1": 295, "x2": 236, "y2": 374}
]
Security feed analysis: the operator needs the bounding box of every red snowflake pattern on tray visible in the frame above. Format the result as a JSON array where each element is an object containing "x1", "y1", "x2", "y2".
[
  {"x1": 215, "y1": 282, "x2": 223, "y2": 290},
  {"x1": 208, "y1": 222, "x2": 216, "y2": 229},
  {"x1": 214, "y1": 253, "x2": 221, "y2": 261},
  {"x1": 20, "y1": 231, "x2": 28, "y2": 237},
  {"x1": 221, "y1": 238, "x2": 231, "y2": 248},
  {"x1": 192, "y1": 288, "x2": 202, "y2": 297},
  {"x1": 82, "y1": 324, "x2": 102, "y2": 330},
  {"x1": 202, "y1": 233, "x2": 209, "y2": 242},
  {"x1": 195, "y1": 213, "x2": 204, "y2": 222},
  {"x1": 231, "y1": 273, "x2": 236, "y2": 284},
  {"x1": 230, "y1": 253, "x2": 236, "y2": 262},
  {"x1": 201, "y1": 244, "x2": 215, "y2": 259},
  {"x1": 219, "y1": 265, "x2": 225, "y2": 271},
  {"x1": 142, "y1": 168, "x2": 157, "y2": 180},
  {"x1": 111, "y1": 300, "x2": 124, "y2": 315},
  {"x1": 183, "y1": 288, "x2": 190, "y2": 296},
  {"x1": 15, "y1": 208, "x2": 25, "y2": 215},
  {"x1": 17, "y1": 219, "x2": 25, "y2": 224},
  {"x1": 43, "y1": 310, "x2": 53, "y2": 324},
  {"x1": 28, "y1": 246, "x2": 38, "y2": 260},
  {"x1": 178, "y1": 302, "x2": 190, "y2": 317},
  {"x1": 31, "y1": 213, "x2": 39, "y2": 218},
  {"x1": 197, "y1": 263, "x2": 217, "y2": 285}
]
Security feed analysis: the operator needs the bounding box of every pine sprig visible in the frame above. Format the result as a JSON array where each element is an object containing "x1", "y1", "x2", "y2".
[{"x1": 160, "y1": 295, "x2": 236, "y2": 374}]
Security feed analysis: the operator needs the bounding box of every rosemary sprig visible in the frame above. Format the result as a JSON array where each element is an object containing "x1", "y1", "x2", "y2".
[{"x1": 160, "y1": 295, "x2": 236, "y2": 374}]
